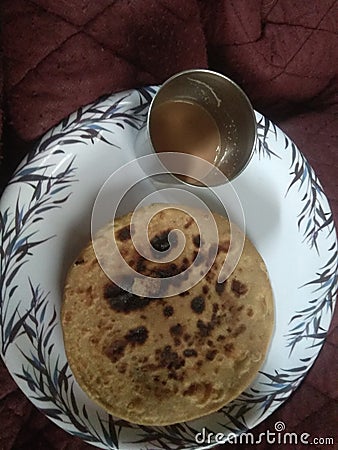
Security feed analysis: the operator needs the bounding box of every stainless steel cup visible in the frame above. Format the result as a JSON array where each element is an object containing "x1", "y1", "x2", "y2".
[{"x1": 136, "y1": 69, "x2": 257, "y2": 186}]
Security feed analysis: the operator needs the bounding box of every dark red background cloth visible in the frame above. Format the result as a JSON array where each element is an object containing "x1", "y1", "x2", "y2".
[{"x1": 0, "y1": 1, "x2": 337, "y2": 449}]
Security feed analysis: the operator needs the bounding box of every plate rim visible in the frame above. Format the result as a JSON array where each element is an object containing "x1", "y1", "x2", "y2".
[{"x1": 0, "y1": 86, "x2": 337, "y2": 449}]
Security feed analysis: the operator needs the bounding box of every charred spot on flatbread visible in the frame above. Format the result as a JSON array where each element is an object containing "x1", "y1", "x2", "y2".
[
  {"x1": 117, "y1": 225, "x2": 132, "y2": 241},
  {"x1": 62, "y1": 203, "x2": 274, "y2": 426},
  {"x1": 191, "y1": 296, "x2": 205, "y2": 314},
  {"x1": 231, "y1": 279, "x2": 248, "y2": 297},
  {"x1": 103, "y1": 282, "x2": 152, "y2": 313}
]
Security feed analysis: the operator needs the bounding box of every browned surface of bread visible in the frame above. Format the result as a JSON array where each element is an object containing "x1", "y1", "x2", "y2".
[{"x1": 62, "y1": 205, "x2": 274, "y2": 425}]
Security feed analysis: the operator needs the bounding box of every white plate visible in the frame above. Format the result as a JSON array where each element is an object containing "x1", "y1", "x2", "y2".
[{"x1": 0, "y1": 88, "x2": 337, "y2": 449}]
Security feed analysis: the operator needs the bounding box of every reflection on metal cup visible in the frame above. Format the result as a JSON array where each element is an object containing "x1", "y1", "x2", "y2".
[{"x1": 136, "y1": 69, "x2": 257, "y2": 186}]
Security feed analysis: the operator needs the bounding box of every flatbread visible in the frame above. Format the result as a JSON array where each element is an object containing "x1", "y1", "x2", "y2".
[{"x1": 62, "y1": 204, "x2": 274, "y2": 425}]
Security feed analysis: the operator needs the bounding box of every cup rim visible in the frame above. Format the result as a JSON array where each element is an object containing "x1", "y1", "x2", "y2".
[{"x1": 146, "y1": 69, "x2": 257, "y2": 183}]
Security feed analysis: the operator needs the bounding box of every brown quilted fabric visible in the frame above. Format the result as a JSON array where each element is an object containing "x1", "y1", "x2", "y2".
[
  {"x1": 3, "y1": 0, "x2": 207, "y2": 141},
  {"x1": 0, "y1": 1, "x2": 337, "y2": 449}
]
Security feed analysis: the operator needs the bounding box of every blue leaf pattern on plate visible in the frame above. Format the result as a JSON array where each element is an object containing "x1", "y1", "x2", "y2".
[
  {"x1": 0, "y1": 88, "x2": 336, "y2": 449},
  {"x1": 286, "y1": 248, "x2": 337, "y2": 355},
  {"x1": 12, "y1": 282, "x2": 119, "y2": 449},
  {"x1": 255, "y1": 115, "x2": 281, "y2": 160},
  {"x1": 285, "y1": 139, "x2": 335, "y2": 251}
]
